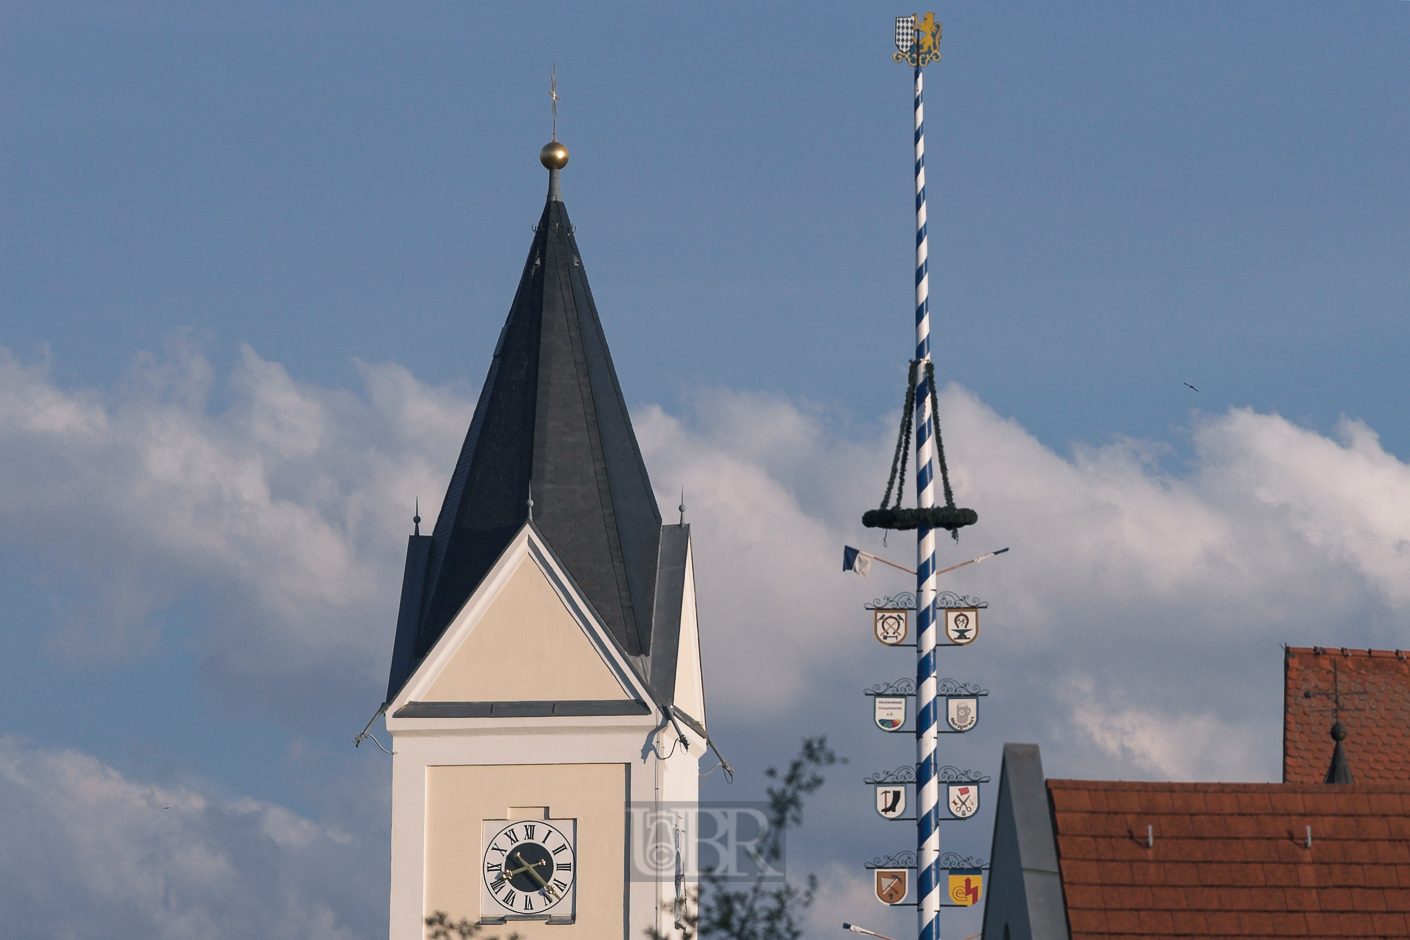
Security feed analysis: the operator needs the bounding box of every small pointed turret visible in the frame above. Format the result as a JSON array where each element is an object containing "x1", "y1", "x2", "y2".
[{"x1": 1324, "y1": 720, "x2": 1353, "y2": 784}]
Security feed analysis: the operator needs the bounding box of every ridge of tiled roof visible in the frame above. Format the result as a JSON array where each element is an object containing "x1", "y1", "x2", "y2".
[
  {"x1": 1048, "y1": 778, "x2": 1410, "y2": 940},
  {"x1": 1047, "y1": 778, "x2": 1410, "y2": 794},
  {"x1": 1283, "y1": 646, "x2": 1410, "y2": 786}
]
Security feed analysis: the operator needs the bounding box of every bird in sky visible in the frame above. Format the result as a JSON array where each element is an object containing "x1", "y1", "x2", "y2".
[{"x1": 1184, "y1": 382, "x2": 1199, "y2": 392}]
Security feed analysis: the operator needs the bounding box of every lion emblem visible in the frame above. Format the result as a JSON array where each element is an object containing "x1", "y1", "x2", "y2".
[{"x1": 894, "y1": 12, "x2": 942, "y2": 66}]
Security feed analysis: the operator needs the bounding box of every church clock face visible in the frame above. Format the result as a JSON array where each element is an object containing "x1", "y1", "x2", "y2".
[{"x1": 481, "y1": 818, "x2": 577, "y2": 921}]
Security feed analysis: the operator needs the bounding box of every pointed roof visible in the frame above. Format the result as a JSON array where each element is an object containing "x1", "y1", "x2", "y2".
[
  {"x1": 1324, "y1": 721, "x2": 1354, "y2": 784},
  {"x1": 981, "y1": 744, "x2": 1069, "y2": 940},
  {"x1": 410, "y1": 156, "x2": 662, "y2": 672}
]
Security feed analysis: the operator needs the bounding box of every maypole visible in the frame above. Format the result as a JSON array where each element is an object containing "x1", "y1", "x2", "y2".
[
  {"x1": 893, "y1": 14, "x2": 944, "y2": 940},
  {"x1": 909, "y1": 44, "x2": 942, "y2": 940},
  {"x1": 848, "y1": 17, "x2": 1000, "y2": 940}
]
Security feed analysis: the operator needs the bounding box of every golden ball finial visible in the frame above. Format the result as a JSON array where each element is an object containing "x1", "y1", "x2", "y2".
[{"x1": 540, "y1": 141, "x2": 569, "y2": 170}]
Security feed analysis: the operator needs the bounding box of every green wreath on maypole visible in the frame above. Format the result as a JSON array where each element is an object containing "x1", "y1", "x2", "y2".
[{"x1": 862, "y1": 360, "x2": 977, "y2": 538}]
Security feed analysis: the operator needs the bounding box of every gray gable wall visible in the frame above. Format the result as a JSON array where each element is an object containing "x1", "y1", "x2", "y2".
[
  {"x1": 647, "y1": 524, "x2": 690, "y2": 709},
  {"x1": 385, "y1": 533, "x2": 431, "y2": 702},
  {"x1": 981, "y1": 744, "x2": 1070, "y2": 940}
]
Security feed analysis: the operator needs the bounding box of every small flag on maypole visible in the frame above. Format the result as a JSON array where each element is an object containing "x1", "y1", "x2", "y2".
[
  {"x1": 844, "y1": 546, "x2": 918, "y2": 578},
  {"x1": 843, "y1": 546, "x2": 873, "y2": 578}
]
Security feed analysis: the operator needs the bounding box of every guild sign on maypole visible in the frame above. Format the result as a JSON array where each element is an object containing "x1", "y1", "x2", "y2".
[{"x1": 839, "y1": 14, "x2": 1012, "y2": 940}]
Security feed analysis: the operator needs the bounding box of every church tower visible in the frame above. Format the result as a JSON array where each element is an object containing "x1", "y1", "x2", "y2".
[{"x1": 382, "y1": 140, "x2": 709, "y2": 940}]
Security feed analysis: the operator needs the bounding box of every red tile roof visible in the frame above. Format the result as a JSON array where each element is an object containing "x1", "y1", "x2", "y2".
[
  {"x1": 1049, "y1": 779, "x2": 1410, "y2": 940},
  {"x1": 1284, "y1": 647, "x2": 1410, "y2": 785}
]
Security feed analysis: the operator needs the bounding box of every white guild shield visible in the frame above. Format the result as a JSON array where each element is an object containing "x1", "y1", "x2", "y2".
[
  {"x1": 894, "y1": 15, "x2": 916, "y2": 54},
  {"x1": 874, "y1": 609, "x2": 908, "y2": 646},
  {"x1": 944, "y1": 608, "x2": 979, "y2": 645},
  {"x1": 947, "y1": 696, "x2": 977, "y2": 732},
  {"x1": 948, "y1": 783, "x2": 979, "y2": 818},
  {"x1": 875, "y1": 785, "x2": 907, "y2": 819},
  {"x1": 874, "y1": 696, "x2": 907, "y2": 732}
]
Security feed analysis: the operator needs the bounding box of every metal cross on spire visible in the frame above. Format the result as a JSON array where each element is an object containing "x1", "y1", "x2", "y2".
[{"x1": 550, "y1": 62, "x2": 561, "y2": 141}]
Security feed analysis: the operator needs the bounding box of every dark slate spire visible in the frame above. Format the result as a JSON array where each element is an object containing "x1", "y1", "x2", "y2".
[
  {"x1": 404, "y1": 141, "x2": 662, "y2": 678},
  {"x1": 1324, "y1": 720, "x2": 1353, "y2": 784}
]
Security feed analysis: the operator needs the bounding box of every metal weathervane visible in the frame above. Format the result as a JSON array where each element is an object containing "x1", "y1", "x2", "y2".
[
  {"x1": 550, "y1": 62, "x2": 561, "y2": 141},
  {"x1": 839, "y1": 17, "x2": 1012, "y2": 940}
]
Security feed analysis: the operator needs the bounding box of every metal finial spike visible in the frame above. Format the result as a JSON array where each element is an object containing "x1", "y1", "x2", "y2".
[
  {"x1": 413, "y1": 498, "x2": 421, "y2": 536},
  {"x1": 527, "y1": 481, "x2": 534, "y2": 522},
  {"x1": 540, "y1": 65, "x2": 568, "y2": 200},
  {"x1": 550, "y1": 62, "x2": 560, "y2": 142},
  {"x1": 678, "y1": 487, "x2": 686, "y2": 525}
]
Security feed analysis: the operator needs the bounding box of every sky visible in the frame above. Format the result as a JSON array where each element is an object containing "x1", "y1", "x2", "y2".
[{"x1": 1, "y1": 2, "x2": 1407, "y2": 938}]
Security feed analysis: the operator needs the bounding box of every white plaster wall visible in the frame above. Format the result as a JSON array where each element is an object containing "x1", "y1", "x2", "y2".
[
  {"x1": 385, "y1": 526, "x2": 705, "y2": 940},
  {"x1": 422, "y1": 558, "x2": 630, "y2": 703},
  {"x1": 389, "y1": 719, "x2": 693, "y2": 940},
  {"x1": 425, "y1": 763, "x2": 626, "y2": 937}
]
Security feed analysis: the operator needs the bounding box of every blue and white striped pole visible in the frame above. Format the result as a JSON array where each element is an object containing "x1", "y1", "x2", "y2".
[{"x1": 912, "y1": 59, "x2": 941, "y2": 940}]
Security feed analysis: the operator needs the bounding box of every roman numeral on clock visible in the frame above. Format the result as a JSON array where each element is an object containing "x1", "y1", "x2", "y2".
[
  {"x1": 551, "y1": 843, "x2": 568, "y2": 855},
  {"x1": 523, "y1": 895, "x2": 535, "y2": 912},
  {"x1": 524, "y1": 824, "x2": 536, "y2": 840}
]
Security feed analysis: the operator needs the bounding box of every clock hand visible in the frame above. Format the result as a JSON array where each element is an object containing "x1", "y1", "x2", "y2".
[
  {"x1": 508, "y1": 851, "x2": 548, "y2": 875},
  {"x1": 511, "y1": 853, "x2": 552, "y2": 884},
  {"x1": 511, "y1": 851, "x2": 559, "y2": 900},
  {"x1": 500, "y1": 856, "x2": 537, "y2": 880}
]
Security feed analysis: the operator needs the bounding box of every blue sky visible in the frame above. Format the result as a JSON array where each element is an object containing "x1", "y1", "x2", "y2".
[{"x1": 2, "y1": 3, "x2": 1408, "y2": 938}]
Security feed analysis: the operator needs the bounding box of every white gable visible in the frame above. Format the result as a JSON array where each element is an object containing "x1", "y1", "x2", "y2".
[
  {"x1": 393, "y1": 524, "x2": 653, "y2": 710},
  {"x1": 422, "y1": 556, "x2": 629, "y2": 702}
]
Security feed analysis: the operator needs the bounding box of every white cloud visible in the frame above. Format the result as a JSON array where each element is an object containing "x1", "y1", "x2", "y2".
[
  {"x1": 1059, "y1": 675, "x2": 1263, "y2": 781},
  {"x1": 5, "y1": 344, "x2": 1408, "y2": 774},
  {"x1": 6, "y1": 345, "x2": 1410, "y2": 932},
  {"x1": 0, "y1": 339, "x2": 472, "y2": 688},
  {"x1": 637, "y1": 384, "x2": 1410, "y2": 784},
  {"x1": 1198, "y1": 410, "x2": 1410, "y2": 603},
  {"x1": 0, "y1": 734, "x2": 374, "y2": 940}
]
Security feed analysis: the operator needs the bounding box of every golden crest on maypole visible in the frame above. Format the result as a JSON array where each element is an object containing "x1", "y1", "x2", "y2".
[{"x1": 893, "y1": 13, "x2": 941, "y2": 66}]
